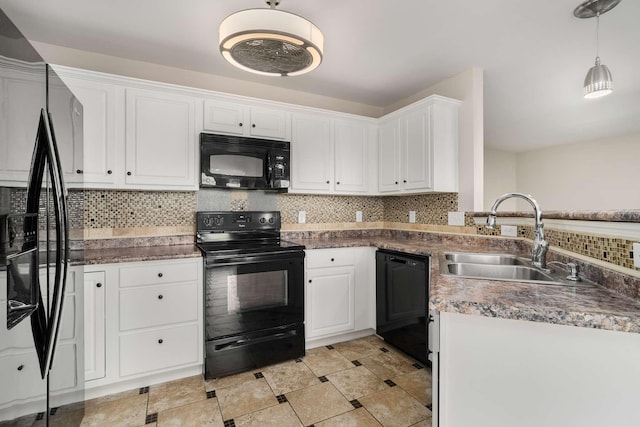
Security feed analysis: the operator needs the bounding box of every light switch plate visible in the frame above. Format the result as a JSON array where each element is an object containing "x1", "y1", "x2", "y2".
[
  {"x1": 448, "y1": 211, "x2": 465, "y2": 226},
  {"x1": 298, "y1": 211, "x2": 306, "y2": 224},
  {"x1": 356, "y1": 211, "x2": 363, "y2": 222},
  {"x1": 633, "y1": 243, "x2": 640, "y2": 268},
  {"x1": 501, "y1": 225, "x2": 518, "y2": 237},
  {"x1": 409, "y1": 211, "x2": 416, "y2": 223}
]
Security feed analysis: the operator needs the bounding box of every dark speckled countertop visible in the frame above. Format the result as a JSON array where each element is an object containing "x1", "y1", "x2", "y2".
[
  {"x1": 72, "y1": 244, "x2": 202, "y2": 265},
  {"x1": 288, "y1": 233, "x2": 640, "y2": 334}
]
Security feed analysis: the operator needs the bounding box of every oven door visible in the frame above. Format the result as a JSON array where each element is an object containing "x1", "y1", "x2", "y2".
[{"x1": 204, "y1": 250, "x2": 304, "y2": 341}]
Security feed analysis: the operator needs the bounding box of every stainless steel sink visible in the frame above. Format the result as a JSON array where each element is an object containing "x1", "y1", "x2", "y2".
[
  {"x1": 440, "y1": 252, "x2": 597, "y2": 287},
  {"x1": 444, "y1": 263, "x2": 555, "y2": 281},
  {"x1": 443, "y1": 252, "x2": 528, "y2": 265}
]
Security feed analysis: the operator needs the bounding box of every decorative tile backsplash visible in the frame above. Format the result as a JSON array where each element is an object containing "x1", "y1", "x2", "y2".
[
  {"x1": 56, "y1": 188, "x2": 637, "y2": 273},
  {"x1": 476, "y1": 223, "x2": 639, "y2": 271}
]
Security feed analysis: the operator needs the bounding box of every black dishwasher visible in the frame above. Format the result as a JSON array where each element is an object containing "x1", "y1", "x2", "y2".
[{"x1": 376, "y1": 249, "x2": 430, "y2": 365}]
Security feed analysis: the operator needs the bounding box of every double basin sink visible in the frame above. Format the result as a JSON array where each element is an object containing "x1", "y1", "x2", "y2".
[{"x1": 440, "y1": 252, "x2": 597, "y2": 287}]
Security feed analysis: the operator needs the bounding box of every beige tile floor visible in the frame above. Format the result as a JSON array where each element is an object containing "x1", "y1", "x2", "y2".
[{"x1": 49, "y1": 335, "x2": 433, "y2": 427}]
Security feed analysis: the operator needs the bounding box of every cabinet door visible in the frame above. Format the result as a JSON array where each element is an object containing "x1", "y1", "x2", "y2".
[
  {"x1": 0, "y1": 64, "x2": 45, "y2": 185},
  {"x1": 84, "y1": 271, "x2": 106, "y2": 381},
  {"x1": 334, "y1": 120, "x2": 369, "y2": 193},
  {"x1": 378, "y1": 120, "x2": 401, "y2": 193},
  {"x1": 125, "y1": 88, "x2": 196, "y2": 188},
  {"x1": 290, "y1": 114, "x2": 332, "y2": 192},
  {"x1": 306, "y1": 266, "x2": 355, "y2": 338},
  {"x1": 63, "y1": 77, "x2": 120, "y2": 186},
  {"x1": 48, "y1": 74, "x2": 84, "y2": 185},
  {"x1": 401, "y1": 108, "x2": 433, "y2": 191},
  {"x1": 248, "y1": 106, "x2": 288, "y2": 140},
  {"x1": 203, "y1": 100, "x2": 245, "y2": 135}
]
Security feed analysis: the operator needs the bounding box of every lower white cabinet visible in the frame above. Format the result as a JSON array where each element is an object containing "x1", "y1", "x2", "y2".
[
  {"x1": 0, "y1": 267, "x2": 83, "y2": 411},
  {"x1": 84, "y1": 271, "x2": 106, "y2": 381},
  {"x1": 436, "y1": 312, "x2": 640, "y2": 427},
  {"x1": 83, "y1": 257, "x2": 203, "y2": 392},
  {"x1": 304, "y1": 247, "x2": 375, "y2": 343}
]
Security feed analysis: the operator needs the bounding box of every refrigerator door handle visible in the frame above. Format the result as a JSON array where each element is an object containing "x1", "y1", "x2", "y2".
[{"x1": 25, "y1": 109, "x2": 69, "y2": 379}]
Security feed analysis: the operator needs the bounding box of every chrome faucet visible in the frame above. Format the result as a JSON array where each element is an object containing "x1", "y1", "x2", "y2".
[{"x1": 486, "y1": 192, "x2": 549, "y2": 269}]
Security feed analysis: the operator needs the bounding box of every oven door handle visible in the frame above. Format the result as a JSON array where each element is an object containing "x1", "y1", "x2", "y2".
[
  {"x1": 214, "y1": 329, "x2": 298, "y2": 351},
  {"x1": 205, "y1": 251, "x2": 304, "y2": 267}
]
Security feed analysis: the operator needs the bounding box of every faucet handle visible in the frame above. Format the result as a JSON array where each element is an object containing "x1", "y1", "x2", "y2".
[{"x1": 565, "y1": 262, "x2": 581, "y2": 281}]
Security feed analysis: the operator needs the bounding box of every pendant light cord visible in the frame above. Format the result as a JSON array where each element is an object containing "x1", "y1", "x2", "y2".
[{"x1": 595, "y1": 12, "x2": 600, "y2": 62}]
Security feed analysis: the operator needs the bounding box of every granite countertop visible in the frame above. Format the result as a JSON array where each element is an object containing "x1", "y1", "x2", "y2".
[
  {"x1": 72, "y1": 244, "x2": 202, "y2": 265},
  {"x1": 291, "y1": 235, "x2": 640, "y2": 334}
]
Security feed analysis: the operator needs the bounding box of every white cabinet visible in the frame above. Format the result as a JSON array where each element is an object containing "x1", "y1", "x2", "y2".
[
  {"x1": 84, "y1": 257, "x2": 203, "y2": 393},
  {"x1": 0, "y1": 267, "x2": 83, "y2": 411},
  {"x1": 61, "y1": 76, "x2": 120, "y2": 186},
  {"x1": 378, "y1": 95, "x2": 460, "y2": 194},
  {"x1": 125, "y1": 88, "x2": 197, "y2": 189},
  {"x1": 203, "y1": 99, "x2": 289, "y2": 140},
  {"x1": 290, "y1": 114, "x2": 332, "y2": 192},
  {"x1": 84, "y1": 271, "x2": 106, "y2": 381},
  {"x1": 290, "y1": 114, "x2": 375, "y2": 194},
  {"x1": 54, "y1": 66, "x2": 199, "y2": 190},
  {"x1": 0, "y1": 58, "x2": 45, "y2": 186},
  {"x1": 304, "y1": 247, "x2": 375, "y2": 344},
  {"x1": 436, "y1": 312, "x2": 640, "y2": 427}
]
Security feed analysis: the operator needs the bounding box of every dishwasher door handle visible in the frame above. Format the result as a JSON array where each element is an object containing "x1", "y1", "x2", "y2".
[{"x1": 388, "y1": 257, "x2": 408, "y2": 264}]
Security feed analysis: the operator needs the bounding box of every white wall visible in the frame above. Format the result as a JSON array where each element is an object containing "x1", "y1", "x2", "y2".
[
  {"x1": 515, "y1": 133, "x2": 640, "y2": 211},
  {"x1": 31, "y1": 41, "x2": 384, "y2": 118},
  {"x1": 484, "y1": 149, "x2": 517, "y2": 211},
  {"x1": 386, "y1": 68, "x2": 484, "y2": 212}
]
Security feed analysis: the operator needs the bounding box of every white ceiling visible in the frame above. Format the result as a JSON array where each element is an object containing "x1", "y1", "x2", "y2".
[{"x1": 1, "y1": 0, "x2": 638, "y2": 152}]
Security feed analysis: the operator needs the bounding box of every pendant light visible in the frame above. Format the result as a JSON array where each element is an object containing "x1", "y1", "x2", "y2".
[
  {"x1": 574, "y1": 0, "x2": 621, "y2": 98},
  {"x1": 219, "y1": 0, "x2": 324, "y2": 77}
]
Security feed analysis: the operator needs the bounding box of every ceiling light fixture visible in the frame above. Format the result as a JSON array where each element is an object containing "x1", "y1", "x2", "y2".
[
  {"x1": 574, "y1": 0, "x2": 621, "y2": 98},
  {"x1": 219, "y1": 0, "x2": 324, "y2": 77}
]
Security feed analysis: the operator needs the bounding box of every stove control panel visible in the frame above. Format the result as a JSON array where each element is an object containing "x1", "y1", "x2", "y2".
[{"x1": 197, "y1": 211, "x2": 281, "y2": 232}]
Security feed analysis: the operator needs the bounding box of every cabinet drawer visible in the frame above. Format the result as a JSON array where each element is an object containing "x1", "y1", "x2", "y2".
[
  {"x1": 306, "y1": 248, "x2": 355, "y2": 269},
  {"x1": 119, "y1": 323, "x2": 199, "y2": 377},
  {"x1": 119, "y1": 282, "x2": 198, "y2": 331},
  {"x1": 119, "y1": 260, "x2": 199, "y2": 288}
]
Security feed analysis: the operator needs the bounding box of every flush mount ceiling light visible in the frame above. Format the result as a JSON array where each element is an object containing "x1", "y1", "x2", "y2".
[
  {"x1": 219, "y1": 0, "x2": 324, "y2": 77},
  {"x1": 574, "y1": 0, "x2": 621, "y2": 98}
]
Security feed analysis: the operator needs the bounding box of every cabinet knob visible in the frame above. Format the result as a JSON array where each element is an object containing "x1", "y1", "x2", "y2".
[
  {"x1": 127, "y1": 171, "x2": 132, "y2": 176},
  {"x1": 326, "y1": 180, "x2": 330, "y2": 184},
  {"x1": 107, "y1": 170, "x2": 113, "y2": 175},
  {"x1": 17, "y1": 364, "x2": 24, "y2": 371},
  {"x1": 158, "y1": 294, "x2": 163, "y2": 300},
  {"x1": 331, "y1": 258, "x2": 335, "y2": 262},
  {"x1": 395, "y1": 181, "x2": 398, "y2": 185},
  {"x1": 252, "y1": 124, "x2": 256, "y2": 128},
  {"x1": 308, "y1": 279, "x2": 312, "y2": 283},
  {"x1": 96, "y1": 283, "x2": 102, "y2": 288},
  {"x1": 403, "y1": 180, "x2": 407, "y2": 183},
  {"x1": 239, "y1": 122, "x2": 243, "y2": 127},
  {"x1": 158, "y1": 339, "x2": 163, "y2": 344},
  {"x1": 336, "y1": 182, "x2": 340, "y2": 185},
  {"x1": 76, "y1": 169, "x2": 83, "y2": 174},
  {"x1": 158, "y1": 272, "x2": 163, "y2": 278}
]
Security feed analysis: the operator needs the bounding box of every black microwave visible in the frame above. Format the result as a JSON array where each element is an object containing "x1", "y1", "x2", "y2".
[{"x1": 200, "y1": 133, "x2": 290, "y2": 190}]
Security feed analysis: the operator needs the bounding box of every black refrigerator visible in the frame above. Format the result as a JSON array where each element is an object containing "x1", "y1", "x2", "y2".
[{"x1": 1, "y1": 9, "x2": 84, "y2": 426}]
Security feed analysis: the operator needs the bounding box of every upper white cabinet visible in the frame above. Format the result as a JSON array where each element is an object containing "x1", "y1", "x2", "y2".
[
  {"x1": 290, "y1": 113, "x2": 332, "y2": 192},
  {"x1": 378, "y1": 95, "x2": 460, "y2": 194},
  {"x1": 0, "y1": 58, "x2": 45, "y2": 186},
  {"x1": 61, "y1": 76, "x2": 120, "y2": 187},
  {"x1": 203, "y1": 99, "x2": 289, "y2": 140},
  {"x1": 290, "y1": 113, "x2": 375, "y2": 195},
  {"x1": 125, "y1": 88, "x2": 197, "y2": 188},
  {"x1": 55, "y1": 67, "x2": 198, "y2": 191}
]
